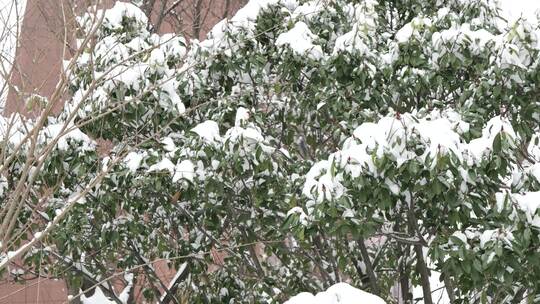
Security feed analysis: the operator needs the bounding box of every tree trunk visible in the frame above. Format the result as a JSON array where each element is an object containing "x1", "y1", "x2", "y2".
[{"x1": 357, "y1": 238, "x2": 380, "y2": 295}]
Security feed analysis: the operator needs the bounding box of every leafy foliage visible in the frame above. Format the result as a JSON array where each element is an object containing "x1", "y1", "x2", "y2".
[{"x1": 2, "y1": 0, "x2": 540, "y2": 303}]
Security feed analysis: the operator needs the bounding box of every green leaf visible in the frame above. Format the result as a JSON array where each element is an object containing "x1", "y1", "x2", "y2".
[{"x1": 493, "y1": 133, "x2": 502, "y2": 154}]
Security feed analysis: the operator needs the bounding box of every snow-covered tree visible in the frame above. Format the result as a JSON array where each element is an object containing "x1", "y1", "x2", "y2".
[{"x1": 1, "y1": 0, "x2": 540, "y2": 303}]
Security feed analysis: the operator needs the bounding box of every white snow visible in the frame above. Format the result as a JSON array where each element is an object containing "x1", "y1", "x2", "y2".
[
  {"x1": 157, "y1": 34, "x2": 187, "y2": 58},
  {"x1": 496, "y1": 191, "x2": 540, "y2": 228},
  {"x1": 94, "y1": 36, "x2": 130, "y2": 65},
  {"x1": 287, "y1": 206, "x2": 309, "y2": 226},
  {"x1": 284, "y1": 282, "x2": 386, "y2": 304},
  {"x1": 395, "y1": 17, "x2": 432, "y2": 43},
  {"x1": 80, "y1": 279, "x2": 135, "y2": 304},
  {"x1": 432, "y1": 23, "x2": 497, "y2": 56},
  {"x1": 290, "y1": 0, "x2": 324, "y2": 20},
  {"x1": 148, "y1": 158, "x2": 176, "y2": 174},
  {"x1": 528, "y1": 134, "x2": 540, "y2": 161},
  {"x1": 465, "y1": 116, "x2": 516, "y2": 162},
  {"x1": 191, "y1": 120, "x2": 222, "y2": 144},
  {"x1": 101, "y1": 64, "x2": 148, "y2": 92},
  {"x1": 160, "y1": 77, "x2": 185, "y2": 114},
  {"x1": 81, "y1": 287, "x2": 116, "y2": 304},
  {"x1": 149, "y1": 48, "x2": 166, "y2": 65},
  {"x1": 117, "y1": 273, "x2": 134, "y2": 303},
  {"x1": 224, "y1": 125, "x2": 264, "y2": 146},
  {"x1": 280, "y1": 0, "x2": 298, "y2": 12},
  {"x1": 73, "y1": 3, "x2": 187, "y2": 119},
  {"x1": 0, "y1": 113, "x2": 27, "y2": 147},
  {"x1": 0, "y1": 175, "x2": 7, "y2": 197},
  {"x1": 395, "y1": 23, "x2": 414, "y2": 43},
  {"x1": 414, "y1": 118, "x2": 463, "y2": 160},
  {"x1": 514, "y1": 192, "x2": 540, "y2": 227},
  {"x1": 125, "y1": 36, "x2": 149, "y2": 51},
  {"x1": 275, "y1": 22, "x2": 323, "y2": 60},
  {"x1": 332, "y1": 1, "x2": 378, "y2": 59},
  {"x1": 124, "y1": 151, "x2": 146, "y2": 173},
  {"x1": 42, "y1": 123, "x2": 96, "y2": 152},
  {"x1": 499, "y1": 0, "x2": 540, "y2": 22},
  {"x1": 235, "y1": 107, "x2": 250, "y2": 126},
  {"x1": 303, "y1": 110, "x2": 515, "y2": 203},
  {"x1": 333, "y1": 24, "x2": 370, "y2": 55},
  {"x1": 232, "y1": 0, "x2": 277, "y2": 22},
  {"x1": 147, "y1": 157, "x2": 196, "y2": 183},
  {"x1": 303, "y1": 159, "x2": 345, "y2": 204},
  {"x1": 230, "y1": 0, "x2": 278, "y2": 31},
  {"x1": 161, "y1": 137, "x2": 177, "y2": 153},
  {"x1": 480, "y1": 229, "x2": 497, "y2": 248},
  {"x1": 172, "y1": 159, "x2": 195, "y2": 183},
  {"x1": 102, "y1": 2, "x2": 149, "y2": 30},
  {"x1": 452, "y1": 231, "x2": 468, "y2": 245}
]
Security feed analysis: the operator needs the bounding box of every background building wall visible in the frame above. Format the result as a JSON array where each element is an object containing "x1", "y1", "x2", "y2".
[
  {"x1": 0, "y1": 0, "x2": 26, "y2": 110},
  {"x1": 3, "y1": 0, "x2": 245, "y2": 116}
]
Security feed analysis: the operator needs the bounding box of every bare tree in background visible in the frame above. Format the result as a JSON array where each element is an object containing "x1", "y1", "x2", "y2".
[
  {"x1": 137, "y1": 0, "x2": 245, "y2": 39},
  {"x1": 0, "y1": 4, "x2": 127, "y2": 302},
  {"x1": 4, "y1": 0, "x2": 245, "y2": 116},
  {"x1": 0, "y1": 0, "x2": 247, "y2": 303},
  {"x1": 0, "y1": 0, "x2": 24, "y2": 108}
]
